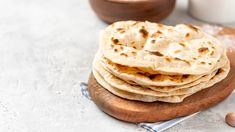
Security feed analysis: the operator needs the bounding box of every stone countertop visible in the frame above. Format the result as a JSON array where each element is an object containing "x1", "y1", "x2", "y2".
[{"x1": 0, "y1": 0, "x2": 234, "y2": 132}]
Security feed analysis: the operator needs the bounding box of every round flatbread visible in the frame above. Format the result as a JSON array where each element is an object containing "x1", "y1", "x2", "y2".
[
  {"x1": 99, "y1": 51, "x2": 227, "y2": 87},
  {"x1": 93, "y1": 68, "x2": 188, "y2": 103},
  {"x1": 93, "y1": 53, "x2": 229, "y2": 97},
  {"x1": 100, "y1": 21, "x2": 224, "y2": 75},
  {"x1": 92, "y1": 59, "x2": 230, "y2": 102}
]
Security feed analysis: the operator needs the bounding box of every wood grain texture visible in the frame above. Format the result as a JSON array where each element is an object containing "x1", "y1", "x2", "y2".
[
  {"x1": 89, "y1": 0, "x2": 176, "y2": 23},
  {"x1": 88, "y1": 27, "x2": 235, "y2": 123}
]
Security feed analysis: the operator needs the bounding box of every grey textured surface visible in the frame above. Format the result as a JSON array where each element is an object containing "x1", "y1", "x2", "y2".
[{"x1": 0, "y1": 0, "x2": 234, "y2": 132}]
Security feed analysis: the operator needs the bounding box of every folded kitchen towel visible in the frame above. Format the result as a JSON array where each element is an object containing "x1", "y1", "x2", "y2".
[{"x1": 80, "y1": 82, "x2": 198, "y2": 132}]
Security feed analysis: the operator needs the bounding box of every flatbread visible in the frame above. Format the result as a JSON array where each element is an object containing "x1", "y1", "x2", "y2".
[
  {"x1": 93, "y1": 21, "x2": 230, "y2": 103},
  {"x1": 93, "y1": 67, "x2": 188, "y2": 103},
  {"x1": 92, "y1": 59, "x2": 230, "y2": 102},
  {"x1": 93, "y1": 53, "x2": 229, "y2": 97},
  {"x1": 99, "y1": 51, "x2": 227, "y2": 87},
  {"x1": 100, "y1": 21, "x2": 224, "y2": 75}
]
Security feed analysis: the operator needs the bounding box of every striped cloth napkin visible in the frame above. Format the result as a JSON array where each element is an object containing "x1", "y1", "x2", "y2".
[{"x1": 80, "y1": 82, "x2": 198, "y2": 132}]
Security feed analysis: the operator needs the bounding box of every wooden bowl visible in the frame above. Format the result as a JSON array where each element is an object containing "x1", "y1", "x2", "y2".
[{"x1": 89, "y1": 0, "x2": 176, "y2": 23}]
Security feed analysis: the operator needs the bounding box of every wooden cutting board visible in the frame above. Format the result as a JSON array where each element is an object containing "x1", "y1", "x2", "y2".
[{"x1": 88, "y1": 26, "x2": 235, "y2": 123}]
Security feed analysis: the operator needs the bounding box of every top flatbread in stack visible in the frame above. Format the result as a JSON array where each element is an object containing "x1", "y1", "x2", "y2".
[{"x1": 92, "y1": 21, "x2": 230, "y2": 103}]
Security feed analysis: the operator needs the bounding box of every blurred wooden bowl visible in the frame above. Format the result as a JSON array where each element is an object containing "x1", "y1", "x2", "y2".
[{"x1": 89, "y1": 0, "x2": 176, "y2": 23}]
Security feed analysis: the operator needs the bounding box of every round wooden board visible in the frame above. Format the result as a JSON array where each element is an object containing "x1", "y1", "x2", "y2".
[{"x1": 88, "y1": 27, "x2": 235, "y2": 123}]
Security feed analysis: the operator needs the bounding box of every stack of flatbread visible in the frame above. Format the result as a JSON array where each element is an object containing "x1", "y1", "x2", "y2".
[{"x1": 92, "y1": 21, "x2": 230, "y2": 103}]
